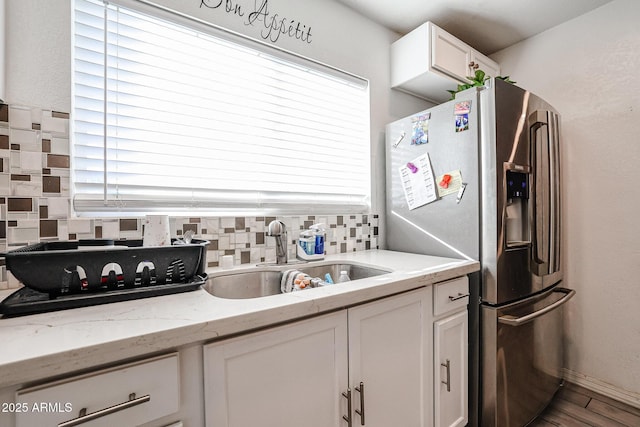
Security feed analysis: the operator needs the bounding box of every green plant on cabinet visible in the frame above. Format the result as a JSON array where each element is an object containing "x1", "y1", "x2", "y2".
[{"x1": 447, "y1": 69, "x2": 516, "y2": 99}]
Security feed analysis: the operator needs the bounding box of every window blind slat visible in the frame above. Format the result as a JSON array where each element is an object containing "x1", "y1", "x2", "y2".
[{"x1": 73, "y1": 0, "x2": 370, "y2": 216}]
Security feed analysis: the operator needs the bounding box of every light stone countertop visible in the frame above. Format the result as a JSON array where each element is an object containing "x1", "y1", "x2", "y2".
[{"x1": 0, "y1": 250, "x2": 479, "y2": 389}]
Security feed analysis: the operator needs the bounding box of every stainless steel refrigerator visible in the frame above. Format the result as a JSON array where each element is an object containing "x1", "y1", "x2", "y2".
[{"x1": 385, "y1": 78, "x2": 575, "y2": 426}]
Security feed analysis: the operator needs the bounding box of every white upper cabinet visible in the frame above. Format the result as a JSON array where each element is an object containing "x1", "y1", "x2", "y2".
[
  {"x1": 431, "y1": 24, "x2": 473, "y2": 83},
  {"x1": 391, "y1": 22, "x2": 500, "y2": 103},
  {"x1": 469, "y1": 50, "x2": 500, "y2": 82}
]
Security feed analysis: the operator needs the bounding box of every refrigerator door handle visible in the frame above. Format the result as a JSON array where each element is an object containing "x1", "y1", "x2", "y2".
[
  {"x1": 549, "y1": 111, "x2": 562, "y2": 273},
  {"x1": 498, "y1": 288, "x2": 575, "y2": 326},
  {"x1": 529, "y1": 110, "x2": 561, "y2": 276},
  {"x1": 530, "y1": 110, "x2": 549, "y2": 269}
]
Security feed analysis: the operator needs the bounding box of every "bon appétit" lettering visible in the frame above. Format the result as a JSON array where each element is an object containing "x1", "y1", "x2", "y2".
[{"x1": 200, "y1": 0, "x2": 313, "y2": 44}]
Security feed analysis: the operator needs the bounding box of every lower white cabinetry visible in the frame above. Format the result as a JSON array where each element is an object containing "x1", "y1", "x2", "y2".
[
  {"x1": 0, "y1": 275, "x2": 471, "y2": 427},
  {"x1": 433, "y1": 277, "x2": 469, "y2": 427},
  {"x1": 434, "y1": 311, "x2": 468, "y2": 427},
  {"x1": 15, "y1": 353, "x2": 180, "y2": 427},
  {"x1": 203, "y1": 287, "x2": 433, "y2": 427},
  {"x1": 203, "y1": 311, "x2": 349, "y2": 427},
  {"x1": 347, "y1": 288, "x2": 433, "y2": 427}
]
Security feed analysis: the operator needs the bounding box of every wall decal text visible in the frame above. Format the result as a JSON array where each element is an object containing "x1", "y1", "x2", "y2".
[{"x1": 200, "y1": 0, "x2": 313, "y2": 44}]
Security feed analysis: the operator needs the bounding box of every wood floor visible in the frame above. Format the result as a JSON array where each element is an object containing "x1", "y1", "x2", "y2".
[{"x1": 529, "y1": 382, "x2": 640, "y2": 427}]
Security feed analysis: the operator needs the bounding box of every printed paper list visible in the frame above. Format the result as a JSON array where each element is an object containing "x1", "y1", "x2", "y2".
[{"x1": 399, "y1": 153, "x2": 437, "y2": 210}]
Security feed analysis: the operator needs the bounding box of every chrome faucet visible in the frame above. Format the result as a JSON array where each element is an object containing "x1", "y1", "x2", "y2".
[{"x1": 267, "y1": 220, "x2": 288, "y2": 264}]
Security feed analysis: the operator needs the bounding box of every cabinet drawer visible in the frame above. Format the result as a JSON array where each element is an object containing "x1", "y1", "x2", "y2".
[
  {"x1": 16, "y1": 353, "x2": 179, "y2": 427},
  {"x1": 433, "y1": 276, "x2": 469, "y2": 317}
]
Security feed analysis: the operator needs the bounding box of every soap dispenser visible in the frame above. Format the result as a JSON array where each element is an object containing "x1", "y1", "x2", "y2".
[
  {"x1": 298, "y1": 230, "x2": 315, "y2": 256},
  {"x1": 309, "y1": 223, "x2": 326, "y2": 255},
  {"x1": 296, "y1": 224, "x2": 325, "y2": 261}
]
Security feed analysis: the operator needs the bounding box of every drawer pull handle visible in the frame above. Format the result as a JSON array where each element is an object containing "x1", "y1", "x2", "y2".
[
  {"x1": 58, "y1": 393, "x2": 150, "y2": 427},
  {"x1": 441, "y1": 359, "x2": 451, "y2": 392},
  {"x1": 342, "y1": 388, "x2": 352, "y2": 427},
  {"x1": 448, "y1": 292, "x2": 469, "y2": 301},
  {"x1": 355, "y1": 382, "x2": 365, "y2": 425}
]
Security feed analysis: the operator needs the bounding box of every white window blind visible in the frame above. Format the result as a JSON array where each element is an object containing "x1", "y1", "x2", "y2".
[{"x1": 72, "y1": 0, "x2": 371, "y2": 216}]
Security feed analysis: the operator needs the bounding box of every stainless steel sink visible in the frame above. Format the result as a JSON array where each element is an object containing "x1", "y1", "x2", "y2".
[
  {"x1": 299, "y1": 263, "x2": 390, "y2": 282},
  {"x1": 204, "y1": 262, "x2": 391, "y2": 299}
]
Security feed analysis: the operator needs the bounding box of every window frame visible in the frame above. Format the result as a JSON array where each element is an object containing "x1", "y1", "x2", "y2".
[{"x1": 71, "y1": 0, "x2": 372, "y2": 217}]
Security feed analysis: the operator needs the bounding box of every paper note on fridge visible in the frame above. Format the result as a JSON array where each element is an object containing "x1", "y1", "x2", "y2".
[
  {"x1": 436, "y1": 170, "x2": 463, "y2": 197},
  {"x1": 399, "y1": 152, "x2": 438, "y2": 210}
]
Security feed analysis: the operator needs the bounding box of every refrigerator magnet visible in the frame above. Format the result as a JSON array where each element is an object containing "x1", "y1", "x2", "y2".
[
  {"x1": 456, "y1": 183, "x2": 467, "y2": 204},
  {"x1": 411, "y1": 113, "x2": 430, "y2": 144},
  {"x1": 455, "y1": 113, "x2": 469, "y2": 132},
  {"x1": 439, "y1": 174, "x2": 452, "y2": 188},
  {"x1": 406, "y1": 162, "x2": 418, "y2": 173},
  {"x1": 392, "y1": 131, "x2": 406, "y2": 148},
  {"x1": 454, "y1": 100, "x2": 471, "y2": 115},
  {"x1": 454, "y1": 100, "x2": 471, "y2": 133},
  {"x1": 435, "y1": 170, "x2": 463, "y2": 198}
]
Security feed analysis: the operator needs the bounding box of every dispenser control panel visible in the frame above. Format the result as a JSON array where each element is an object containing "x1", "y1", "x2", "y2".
[
  {"x1": 506, "y1": 170, "x2": 528, "y2": 199},
  {"x1": 504, "y1": 169, "x2": 530, "y2": 247}
]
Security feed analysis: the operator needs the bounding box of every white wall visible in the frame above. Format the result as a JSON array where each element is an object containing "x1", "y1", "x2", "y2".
[
  {"x1": 5, "y1": 0, "x2": 429, "y2": 227},
  {"x1": 492, "y1": 0, "x2": 640, "y2": 399},
  {"x1": 0, "y1": 0, "x2": 5, "y2": 102},
  {"x1": 5, "y1": 0, "x2": 71, "y2": 110}
]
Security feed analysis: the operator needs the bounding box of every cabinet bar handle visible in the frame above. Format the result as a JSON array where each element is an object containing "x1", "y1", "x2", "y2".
[
  {"x1": 355, "y1": 382, "x2": 365, "y2": 425},
  {"x1": 448, "y1": 292, "x2": 469, "y2": 301},
  {"x1": 441, "y1": 359, "x2": 451, "y2": 392},
  {"x1": 58, "y1": 393, "x2": 150, "y2": 427},
  {"x1": 342, "y1": 388, "x2": 353, "y2": 427}
]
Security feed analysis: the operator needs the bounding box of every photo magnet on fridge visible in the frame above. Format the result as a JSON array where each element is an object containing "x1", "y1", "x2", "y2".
[
  {"x1": 411, "y1": 113, "x2": 430, "y2": 144},
  {"x1": 454, "y1": 100, "x2": 471, "y2": 132}
]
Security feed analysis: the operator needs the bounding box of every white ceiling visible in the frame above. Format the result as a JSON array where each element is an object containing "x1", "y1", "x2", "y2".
[{"x1": 335, "y1": 0, "x2": 614, "y2": 54}]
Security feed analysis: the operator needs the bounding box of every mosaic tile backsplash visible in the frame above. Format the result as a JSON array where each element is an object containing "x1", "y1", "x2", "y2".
[{"x1": 0, "y1": 104, "x2": 380, "y2": 290}]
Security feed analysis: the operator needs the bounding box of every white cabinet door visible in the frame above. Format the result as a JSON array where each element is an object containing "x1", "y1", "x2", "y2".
[
  {"x1": 431, "y1": 25, "x2": 471, "y2": 83},
  {"x1": 348, "y1": 288, "x2": 433, "y2": 427},
  {"x1": 434, "y1": 311, "x2": 468, "y2": 427},
  {"x1": 203, "y1": 311, "x2": 348, "y2": 427},
  {"x1": 470, "y1": 51, "x2": 500, "y2": 79},
  {"x1": 392, "y1": 22, "x2": 501, "y2": 102}
]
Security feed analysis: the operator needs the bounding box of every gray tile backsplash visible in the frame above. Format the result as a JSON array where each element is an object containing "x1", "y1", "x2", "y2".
[{"x1": 0, "y1": 104, "x2": 380, "y2": 289}]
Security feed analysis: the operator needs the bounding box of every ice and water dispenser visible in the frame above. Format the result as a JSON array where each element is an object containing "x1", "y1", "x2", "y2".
[{"x1": 504, "y1": 169, "x2": 530, "y2": 247}]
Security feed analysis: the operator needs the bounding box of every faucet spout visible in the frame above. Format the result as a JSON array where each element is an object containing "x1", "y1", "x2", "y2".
[{"x1": 267, "y1": 220, "x2": 288, "y2": 264}]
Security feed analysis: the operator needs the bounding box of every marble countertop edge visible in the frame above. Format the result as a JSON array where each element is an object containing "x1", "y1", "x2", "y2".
[{"x1": 0, "y1": 250, "x2": 479, "y2": 389}]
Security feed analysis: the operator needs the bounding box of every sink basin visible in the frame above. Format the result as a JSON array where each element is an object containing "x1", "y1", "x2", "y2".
[
  {"x1": 206, "y1": 270, "x2": 282, "y2": 299},
  {"x1": 204, "y1": 262, "x2": 391, "y2": 299}
]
